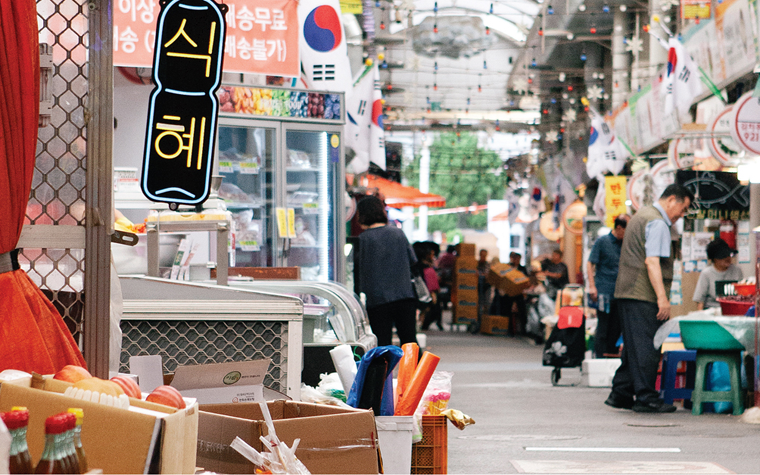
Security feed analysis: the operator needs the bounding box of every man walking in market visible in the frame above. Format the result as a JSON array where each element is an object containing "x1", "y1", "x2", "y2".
[
  {"x1": 587, "y1": 214, "x2": 630, "y2": 358},
  {"x1": 605, "y1": 184, "x2": 694, "y2": 413}
]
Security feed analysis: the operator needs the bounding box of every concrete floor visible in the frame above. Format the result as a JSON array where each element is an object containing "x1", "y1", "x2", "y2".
[{"x1": 420, "y1": 324, "x2": 760, "y2": 474}]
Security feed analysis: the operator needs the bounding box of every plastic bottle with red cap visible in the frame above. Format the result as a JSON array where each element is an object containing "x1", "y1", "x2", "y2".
[
  {"x1": 67, "y1": 409, "x2": 86, "y2": 474},
  {"x1": 1, "y1": 408, "x2": 32, "y2": 474},
  {"x1": 35, "y1": 414, "x2": 69, "y2": 474},
  {"x1": 61, "y1": 413, "x2": 79, "y2": 475}
]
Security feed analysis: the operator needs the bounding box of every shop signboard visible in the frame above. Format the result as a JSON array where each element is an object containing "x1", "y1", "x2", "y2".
[
  {"x1": 114, "y1": 0, "x2": 299, "y2": 77},
  {"x1": 681, "y1": 0, "x2": 711, "y2": 19},
  {"x1": 707, "y1": 104, "x2": 743, "y2": 165},
  {"x1": 729, "y1": 92, "x2": 760, "y2": 156},
  {"x1": 141, "y1": 0, "x2": 227, "y2": 207},
  {"x1": 604, "y1": 176, "x2": 627, "y2": 228},
  {"x1": 675, "y1": 170, "x2": 750, "y2": 220}
]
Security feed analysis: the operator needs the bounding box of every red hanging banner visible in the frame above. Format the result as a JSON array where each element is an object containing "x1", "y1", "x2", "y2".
[{"x1": 114, "y1": 0, "x2": 300, "y2": 77}]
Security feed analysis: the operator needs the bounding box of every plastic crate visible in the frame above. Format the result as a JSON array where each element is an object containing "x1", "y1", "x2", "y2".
[
  {"x1": 411, "y1": 415, "x2": 447, "y2": 474},
  {"x1": 679, "y1": 320, "x2": 744, "y2": 350}
]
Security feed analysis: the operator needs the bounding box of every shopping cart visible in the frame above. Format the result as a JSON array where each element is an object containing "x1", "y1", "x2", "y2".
[{"x1": 542, "y1": 284, "x2": 586, "y2": 386}]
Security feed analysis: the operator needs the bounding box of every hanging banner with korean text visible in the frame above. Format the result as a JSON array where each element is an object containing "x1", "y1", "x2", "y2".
[
  {"x1": 141, "y1": 0, "x2": 227, "y2": 206},
  {"x1": 675, "y1": 170, "x2": 750, "y2": 220},
  {"x1": 115, "y1": 0, "x2": 299, "y2": 77},
  {"x1": 604, "y1": 176, "x2": 627, "y2": 228}
]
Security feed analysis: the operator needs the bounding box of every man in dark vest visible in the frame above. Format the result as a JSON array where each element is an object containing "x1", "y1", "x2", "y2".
[{"x1": 604, "y1": 184, "x2": 694, "y2": 413}]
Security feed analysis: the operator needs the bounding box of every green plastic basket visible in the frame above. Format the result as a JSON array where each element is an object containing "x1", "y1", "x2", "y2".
[{"x1": 679, "y1": 320, "x2": 744, "y2": 350}]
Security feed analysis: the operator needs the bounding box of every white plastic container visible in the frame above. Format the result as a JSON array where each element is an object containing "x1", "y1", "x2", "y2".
[
  {"x1": 582, "y1": 358, "x2": 622, "y2": 387},
  {"x1": 375, "y1": 415, "x2": 414, "y2": 475}
]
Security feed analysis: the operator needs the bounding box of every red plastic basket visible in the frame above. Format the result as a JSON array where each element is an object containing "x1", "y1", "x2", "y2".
[
  {"x1": 411, "y1": 415, "x2": 447, "y2": 474},
  {"x1": 717, "y1": 297, "x2": 754, "y2": 316}
]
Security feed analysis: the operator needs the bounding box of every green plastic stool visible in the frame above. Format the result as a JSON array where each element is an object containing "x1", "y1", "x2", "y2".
[{"x1": 691, "y1": 350, "x2": 744, "y2": 415}]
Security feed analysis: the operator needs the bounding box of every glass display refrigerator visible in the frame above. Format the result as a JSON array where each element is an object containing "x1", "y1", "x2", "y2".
[{"x1": 216, "y1": 85, "x2": 346, "y2": 283}]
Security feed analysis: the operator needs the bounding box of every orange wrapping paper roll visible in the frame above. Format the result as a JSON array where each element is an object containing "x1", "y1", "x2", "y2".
[
  {"x1": 395, "y1": 342, "x2": 419, "y2": 412},
  {"x1": 394, "y1": 351, "x2": 440, "y2": 416}
]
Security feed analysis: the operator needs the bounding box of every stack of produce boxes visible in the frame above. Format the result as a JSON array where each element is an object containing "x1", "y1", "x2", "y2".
[{"x1": 452, "y1": 243, "x2": 478, "y2": 325}]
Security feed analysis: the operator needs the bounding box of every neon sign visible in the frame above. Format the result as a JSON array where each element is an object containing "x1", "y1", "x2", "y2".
[{"x1": 141, "y1": 0, "x2": 227, "y2": 207}]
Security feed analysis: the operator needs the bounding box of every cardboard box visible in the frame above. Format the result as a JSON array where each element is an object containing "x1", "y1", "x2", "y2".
[
  {"x1": 455, "y1": 256, "x2": 478, "y2": 271},
  {"x1": 487, "y1": 263, "x2": 530, "y2": 296},
  {"x1": 170, "y1": 359, "x2": 271, "y2": 404},
  {"x1": 480, "y1": 315, "x2": 511, "y2": 336},
  {"x1": 198, "y1": 400, "x2": 380, "y2": 474},
  {"x1": 455, "y1": 243, "x2": 476, "y2": 257},
  {"x1": 581, "y1": 358, "x2": 622, "y2": 387},
  {"x1": 453, "y1": 272, "x2": 478, "y2": 287},
  {"x1": 0, "y1": 381, "x2": 198, "y2": 474},
  {"x1": 453, "y1": 289, "x2": 478, "y2": 305}
]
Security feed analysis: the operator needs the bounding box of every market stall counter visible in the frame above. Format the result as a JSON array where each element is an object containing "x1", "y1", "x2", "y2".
[
  {"x1": 217, "y1": 280, "x2": 377, "y2": 387},
  {"x1": 119, "y1": 276, "x2": 304, "y2": 399}
]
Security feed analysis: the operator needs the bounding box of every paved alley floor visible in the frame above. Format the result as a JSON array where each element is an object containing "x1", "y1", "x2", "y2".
[{"x1": 421, "y1": 326, "x2": 760, "y2": 474}]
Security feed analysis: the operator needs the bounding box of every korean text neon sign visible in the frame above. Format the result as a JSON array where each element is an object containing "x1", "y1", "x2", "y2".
[{"x1": 141, "y1": 0, "x2": 227, "y2": 207}]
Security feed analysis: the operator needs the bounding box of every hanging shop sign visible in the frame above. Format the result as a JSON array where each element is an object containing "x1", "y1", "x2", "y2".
[
  {"x1": 604, "y1": 176, "x2": 627, "y2": 228},
  {"x1": 627, "y1": 160, "x2": 675, "y2": 210},
  {"x1": 562, "y1": 201, "x2": 587, "y2": 235},
  {"x1": 539, "y1": 211, "x2": 563, "y2": 242},
  {"x1": 707, "y1": 105, "x2": 743, "y2": 165},
  {"x1": 675, "y1": 170, "x2": 750, "y2": 220},
  {"x1": 218, "y1": 86, "x2": 344, "y2": 123},
  {"x1": 141, "y1": 0, "x2": 227, "y2": 207},
  {"x1": 667, "y1": 133, "x2": 722, "y2": 171},
  {"x1": 339, "y1": 0, "x2": 363, "y2": 14},
  {"x1": 681, "y1": 0, "x2": 711, "y2": 19},
  {"x1": 115, "y1": 0, "x2": 299, "y2": 77},
  {"x1": 729, "y1": 92, "x2": 760, "y2": 156}
]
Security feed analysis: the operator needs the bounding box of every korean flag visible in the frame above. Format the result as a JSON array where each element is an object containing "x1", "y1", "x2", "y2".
[
  {"x1": 345, "y1": 65, "x2": 376, "y2": 174},
  {"x1": 299, "y1": 0, "x2": 353, "y2": 93}
]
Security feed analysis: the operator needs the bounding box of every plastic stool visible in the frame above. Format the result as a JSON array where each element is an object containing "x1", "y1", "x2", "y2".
[
  {"x1": 691, "y1": 350, "x2": 744, "y2": 415},
  {"x1": 659, "y1": 350, "x2": 696, "y2": 405}
]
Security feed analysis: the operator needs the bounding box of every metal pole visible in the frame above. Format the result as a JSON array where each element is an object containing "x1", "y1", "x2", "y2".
[
  {"x1": 84, "y1": 0, "x2": 114, "y2": 378},
  {"x1": 418, "y1": 139, "x2": 431, "y2": 240}
]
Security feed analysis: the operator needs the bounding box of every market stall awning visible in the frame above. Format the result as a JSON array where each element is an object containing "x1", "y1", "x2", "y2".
[{"x1": 362, "y1": 174, "x2": 446, "y2": 209}]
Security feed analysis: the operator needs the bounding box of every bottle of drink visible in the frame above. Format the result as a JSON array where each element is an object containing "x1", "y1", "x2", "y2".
[
  {"x1": 35, "y1": 414, "x2": 68, "y2": 474},
  {"x1": 66, "y1": 409, "x2": 86, "y2": 474},
  {"x1": 61, "y1": 414, "x2": 79, "y2": 475},
  {"x1": 4, "y1": 409, "x2": 32, "y2": 474}
]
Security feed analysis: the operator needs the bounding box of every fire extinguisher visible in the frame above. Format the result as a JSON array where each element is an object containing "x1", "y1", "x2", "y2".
[{"x1": 719, "y1": 219, "x2": 737, "y2": 250}]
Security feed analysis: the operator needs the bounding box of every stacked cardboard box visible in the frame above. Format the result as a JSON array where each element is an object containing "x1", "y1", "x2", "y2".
[
  {"x1": 452, "y1": 256, "x2": 478, "y2": 325},
  {"x1": 480, "y1": 315, "x2": 511, "y2": 336},
  {"x1": 454, "y1": 242, "x2": 476, "y2": 258}
]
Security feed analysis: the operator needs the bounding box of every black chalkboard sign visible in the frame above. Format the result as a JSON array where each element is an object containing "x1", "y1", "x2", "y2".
[
  {"x1": 141, "y1": 0, "x2": 228, "y2": 207},
  {"x1": 675, "y1": 170, "x2": 750, "y2": 220}
]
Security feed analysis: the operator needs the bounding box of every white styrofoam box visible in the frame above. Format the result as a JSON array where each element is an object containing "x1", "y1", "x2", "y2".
[
  {"x1": 375, "y1": 415, "x2": 414, "y2": 475},
  {"x1": 582, "y1": 358, "x2": 622, "y2": 387}
]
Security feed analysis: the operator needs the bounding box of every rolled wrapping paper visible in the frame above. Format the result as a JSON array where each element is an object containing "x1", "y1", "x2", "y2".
[
  {"x1": 329, "y1": 344, "x2": 358, "y2": 393},
  {"x1": 394, "y1": 351, "x2": 440, "y2": 416},
  {"x1": 395, "y1": 342, "x2": 419, "y2": 409}
]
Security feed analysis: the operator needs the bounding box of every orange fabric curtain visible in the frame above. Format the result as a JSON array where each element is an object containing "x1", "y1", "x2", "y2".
[{"x1": 0, "y1": 0, "x2": 86, "y2": 374}]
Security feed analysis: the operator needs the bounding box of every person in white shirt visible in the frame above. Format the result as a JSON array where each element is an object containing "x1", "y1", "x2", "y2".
[{"x1": 693, "y1": 238, "x2": 743, "y2": 310}]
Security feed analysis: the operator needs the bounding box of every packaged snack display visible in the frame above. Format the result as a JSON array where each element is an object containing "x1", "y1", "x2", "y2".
[{"x1": 414, "y1": 371, "x2": 452, "y2": 416}]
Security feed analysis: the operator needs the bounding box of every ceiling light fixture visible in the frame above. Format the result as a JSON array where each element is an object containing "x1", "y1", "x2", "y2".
[
  {"x1": 620, "y1": 4, "x2": 627, "y2": 11},
  {"x1": 578, "y1": 3, "x2": 586, "y2": 11},
  {"x1": 567, "y1": 32, "x2": 574, "y2": 40},
  {"x1": 603, "y1": 3, "x2": 610, "y2": 12},
  {"x1": 547, "y1": 4, "x2": 554, "y2": 14}
]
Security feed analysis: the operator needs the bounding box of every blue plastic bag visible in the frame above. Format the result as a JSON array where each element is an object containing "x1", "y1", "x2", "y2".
[{"x1": 347, "y1": 346, "x2": 403, "y2": 416}]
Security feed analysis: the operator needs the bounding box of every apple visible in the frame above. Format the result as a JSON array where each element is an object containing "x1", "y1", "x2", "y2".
[
  {"x1": 53, "y1": 365, "x2": 92, "y2": 383},
  {"x1": 110, "y1": 376, "x2": 141, "y2": 399},
  {"x1": 146, "y1": 385, "x2": 186, "y2": 409}
]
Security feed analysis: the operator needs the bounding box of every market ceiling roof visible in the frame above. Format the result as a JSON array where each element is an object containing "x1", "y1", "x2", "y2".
[{"x1": 374, "y1": 0, "x2": 543, "y2": 127}]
